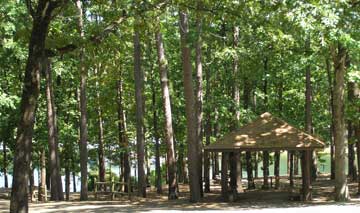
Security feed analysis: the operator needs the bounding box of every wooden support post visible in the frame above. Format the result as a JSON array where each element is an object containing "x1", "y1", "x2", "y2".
[
  {"x1": 94, "y1": 177, "x2": 97, "y2": 199},
  {"x1": 262, "y1": 151, "x2": 270, "y2": 189},
  {"x1": 204, "y1": 150, "x2": 210, "y2": 193},
  {"x1": 289, "y1": 151, "x2": 294, "y2": 187},
  {"x1": 221, "y1": 152, "x2": 229, "y2": 201},
  {"x1": 235, "y1": 152, "x2": 243, "y2": 193},
  {"x1": 301, "y1": 150, "x2": 312, "y2": 201},
  {"x1": 274, "y1": 151, "x2": 280, "y2": 189},
  {"x1": 229, "y1": 152, "x2": 236, "y2": 191}
]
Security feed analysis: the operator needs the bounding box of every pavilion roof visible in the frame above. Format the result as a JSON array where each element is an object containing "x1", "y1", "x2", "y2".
[{"x1": 204, "y1": 112, "x2": 326, "y2": 152}]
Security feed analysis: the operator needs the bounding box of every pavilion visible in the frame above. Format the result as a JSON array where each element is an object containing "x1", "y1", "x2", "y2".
[{"x1": 204, "y1": 112, "x2": 325, "y2": 201}]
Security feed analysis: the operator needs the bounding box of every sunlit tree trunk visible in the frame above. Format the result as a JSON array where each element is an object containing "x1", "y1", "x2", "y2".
[
  {"x1": 156, "y1": 30, "x2": 178, "y2": 199},
  {"x1": 195, "y1": 8, "x2": 204, "y2": 198},
  {"x1": 331, "y1": 43, "x2": 350, "y2": 201}
]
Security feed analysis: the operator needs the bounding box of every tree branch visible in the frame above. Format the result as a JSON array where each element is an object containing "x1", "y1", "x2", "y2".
[{"x1": 25, "y1": 0, "x2": 35, "y2": 18}]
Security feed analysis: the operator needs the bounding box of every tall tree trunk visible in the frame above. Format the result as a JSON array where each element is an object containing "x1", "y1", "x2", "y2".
[
  {"x1": 230, "y1": 25, "x2": 243, "y2": 194},
  {"x1": 44, "y1": 57, "x2": 64, "y2": 201},
  {"x1": 352, "y1": 84, "x2": 360, "y2": 194},
  {"x1": 95, "y1": 67, "x2": 106, "y2": 185},
  {"x1": 331, "y1": 43, "x2": 350, "y2": 201},
  {"x1": 152, "y1": 74, "x2": 162, "y2": 194},
  {"x1": 10, "y1": 1, "x2": 59, "y2": 211},
  {"x1": 3, "y1": 141, "x2": 7, "y2": 188},
  {"x1": 134, "y1": 26, "x2": 146, "y2": 197},
  {"x1": 117, "y1": 74, "x2": 130, "y2": 193},
  {"x1": 304, "y1": 37, "x2": 317, "y2": 181},
  {"x1": 179, "y1": 10, "x2": 201, "y2": 202},
  {"x1": 233, "y1": 26, "x2": 240, "y2": 128},
  {"x1": 195, "y1": 8, "x2": 204, "y2": 198},
  {"x1": 262, "y1": 58, "x2": 269, "y2": 186},
  {"x1": 348, "y1": 82, "x2": 357, "y2": 181},
  {"x1": 274, "y1": 78, "x2": 283, "y2": 189},
  {"x1": 204, "y1": 48, "x2": 211, "y2": 193},
  {"x1": 39, "y1": 148, "x2": 47, "y2": 201},
  {"x1": 76, "y1": 0, "x2": 88, "y2": 201},
  {"x1": 72, "y1": 171, "x2": 76, "y2": 192},
  {"x1": 65, "y1": 165, "x2": 70, "y2": 201},
  {"x1": 155, "y1": 31, "x2": 177, "y2": 199},
  {"x1": 244, "y1": 77, "x2": 254, "y2": 189},
  {"x1": 212, "y1": 110, "x2": 220, "y2": 180},
  {"x1": 326, "y1": 58, "x2": 336, "y2": 180}
]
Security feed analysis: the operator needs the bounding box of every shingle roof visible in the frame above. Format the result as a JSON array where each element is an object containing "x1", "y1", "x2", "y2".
[{"x1": 204, "y1": 112, "x2": 326, "y2": 152}]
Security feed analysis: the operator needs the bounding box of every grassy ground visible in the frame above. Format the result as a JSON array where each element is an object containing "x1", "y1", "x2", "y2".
[{"x1": 1, "y1": 175, "x2": 360, "y2": 212}]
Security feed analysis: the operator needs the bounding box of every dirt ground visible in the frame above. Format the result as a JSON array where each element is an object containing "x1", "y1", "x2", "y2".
[{"x1": 1, "y1": 176, "x2": 360, "y2": 212}]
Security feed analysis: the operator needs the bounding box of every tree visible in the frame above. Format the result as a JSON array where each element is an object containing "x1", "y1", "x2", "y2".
[
  {"x1": 95, "y1": 66, "x2": 106, "y2": 185},
  {"x1": 134, "y1": 21, "x2": 146, "y2": 198},
  {"x1": 10, "y1": 1, "x2": 65, "y2": 212},
  {"x1": 331, "y1": 43, "x2": 350, "y2": 201},
  {"x1": 75, "y1": 0, "x2": 89, "y2": 201},
  {"x1": 179, "y1": 10, "x2": 201, "y2": 202},
  {"x1": 156, "y1": 29, "x2": 178, "y2": 199},
  {"x1": 44, "y1": 57, "x2": 64, "y2": 201}
]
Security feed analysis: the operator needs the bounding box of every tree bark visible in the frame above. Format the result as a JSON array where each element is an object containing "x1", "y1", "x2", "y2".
[
  {"x1": 134, "y1": 26, "x2": 146, "y2": 197},
  {"x1": 331, "y1": 43, "x2": 350, "y2": 201},
  {"x1": 155, "y1": 31, "x2": 177, "y2": 199},
  {"x1": 10, "y1": 1, "x2": 60, "y2": 211},
  {"x1": 76, "y1": 0, "x2": 89, "y2": 201},
  {"x1": 44, "y1": 57, "x2": 64, "y2": 201},
  {"x1": 179, "y1": 10, "x2": 201, "y2": 202}
]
